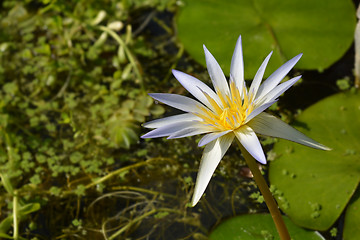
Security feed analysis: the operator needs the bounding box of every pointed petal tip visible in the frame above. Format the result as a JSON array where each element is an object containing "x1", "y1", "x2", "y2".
[
  {"x1": 198, "y1": 141, "x2": 205, "y2": 147},
  {"x1": 234, "y1": 127, "x2": 267, "y2": 164},
  {"x1": 190, "y1": 181, "x2": 204, "y2": 207},
  {"x1": 252, "y1": 152, "x2": 267, "y2": 165},
  {"x1": 249, "y1": 146, "x2": 267, "y2": 164},
  {"x1": 171, "y1": 69, "x2": 181, "y2": 79},
  {"x1": 300, "y1": 141, "x2": 331, "y2": 151},
  {"x1": 264, "y1": 51, "x2": 273, "y2": 60},
  {"x1": 197, "y1": 137, "x2": 211, "y2": 147},
  {"x1": 191, "y1": 186, "x2": 205, "y2": 207},
  {"x1": 203, "y1": 45, "x2": 211, "y2": 56},
  {"x1": 300, "y1": 142, "x2": 331, "y2": 151},
  {"x1": 190, "y1": 197, "x2": 199, "y2": 207},
  {"x1": 172, "y1": 69, "x2": 184, "y2": 77},
  {"x1": 319, "y1": 144, "x2": 332, "y2": 151},
  {"x1": 142, "y1": 122, "x2": 150, "y2": 128},
  {"x1": 258, "y1": 157, "x2": 267, "y2": 165},
  {"x1": 288, "y1": 53, "x2": 302, "y2": 65}
]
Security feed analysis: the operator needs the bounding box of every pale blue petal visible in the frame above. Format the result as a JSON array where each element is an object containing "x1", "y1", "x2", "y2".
[
  {"x1": 249, "y1": 51, "x2": 273, "y2": 99},
  {"x1": 172, "y1": 70, "x2": 221, "y2": 110},
  {"x1": 234, "y1": 126, "x2": 266, "y2": 164},
  {"x1": 168, "y1": 123, "x2": 213, "y2": 139},
  {"x1": 245, "y1": 100, "x2": 277, "y2": 124},
  {"x1": 198, "y1": 130, "x2": 232, "y2": 147},
  {"x1": 247, "y1": 112, "x2": 331, "y2": 150},
  {"x1": 191, "y1": 133, "x2": 234, "y2": 206},
  {"x1": 230, "y1": 35, "x2": 244, "y2": 92},
  {"x1": 259, "y1": 76, "x2": 301, "y2": 104},
  {"x1": 141, "y1": 121, "x2": 199, "y2": 138},
  {"x1": 149, "y1": 93, "x2": 204, "y2": 113},
  {"x1": 203, "y1": 45, "x2": 230, "y2": 96},
  {"x1": 143, "y1": 113, "x2": 200, "y2": 129},
  {"x1": 256, "y1": 53, "x2": 302, "y2": 100}
]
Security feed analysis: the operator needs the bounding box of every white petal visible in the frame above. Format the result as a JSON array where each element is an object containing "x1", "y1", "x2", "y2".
[
  {"x1": 191, "y1": 133, "x2": 234, "y2": 206},
  {"x1": 203, "y1": 45, "x2": 230, "y2": 95},
  {"x1": 259, "y1": 76, "x2": 301, "y2": 104},
  {"x1": 234, "y1": 126, "x2": 266, "y2": 164},
  {"x1": 198, "y1": 130, "x2": 232, "y2": 147},
  {"x1": 241, "y1": 79, "x2": 248, "y2": 100},
  {"x1": 249, "y1": 51, "x2": 273, "y2": 99},
  {"x1": 141, "y1": 121, "x2": 199, "y2": 138},
  {"x1": 172, "y1": 70, "x2": 221, "y2": 110},
  {"x1": 143, "y1": 113, "x2": 200, "y2": 129},
  {"x1": 247, "y1": 112, "x2": 330, "y2": 150},
  {"x1": 168, "y1": 123, "x2": 213, "y2": 139},
  {"x1": 256, "y1": 53, "x2": 302, "y2": 100},
  {"x1": 245, "y1": 100, "x2": 277, "y2": 123},
  {"x1": 149, "y1": 93, "x2": 204, "y2": 113},
  {"x1": 230, "y1": 35, "x2": 244, "y2": 92}
]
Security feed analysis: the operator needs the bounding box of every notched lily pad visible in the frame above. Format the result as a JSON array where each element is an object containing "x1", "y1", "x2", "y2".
[
  {"x1": 177, "y1": 0, "x2": 355, "y2": 79},
  {"x1": 209, "y1": 213, "x2": 324, "y2": 240},
  {"x1": 269, "y1": 91, "x2": 360, "y2": 230}
]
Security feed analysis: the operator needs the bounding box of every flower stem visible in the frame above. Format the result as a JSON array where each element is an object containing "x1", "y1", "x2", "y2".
[
  {"x1": 236, "y1": 140, "x2": 290, "y2": 240},
  {"x1": 13, "y1": 190, "x2": 19, "y2": 240}
]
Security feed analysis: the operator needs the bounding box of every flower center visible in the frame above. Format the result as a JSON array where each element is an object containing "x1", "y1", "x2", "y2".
[
  {"x1": 219, "y1": 107, "x2": 240, "y2": 129},
  {"x1": 196, "y1": 80, "x2": 254, "y2": 131}
]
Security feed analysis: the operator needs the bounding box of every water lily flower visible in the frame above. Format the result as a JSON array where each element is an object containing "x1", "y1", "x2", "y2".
[{"x1": 141, "y1": 35, "x2": 330, "y2": 207}]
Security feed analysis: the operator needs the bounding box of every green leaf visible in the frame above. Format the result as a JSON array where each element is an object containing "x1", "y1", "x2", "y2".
[
  {"x1": 109, "y1": 121, "x2": 138, "y2": 149},
  {"x1": 19, "y1": 202, "x2": 41, "y2": 216},
  {"x1": 0, "y1": 232, "x2": 13, "y2": 239},
  {"x1": 343, "y1": 189, "x2": 360, "y2": 239},
  {"x1": 0, "y1": 174, "x2": 14, "y2": 195},
  {"x1": 177, "y1": 0, "x2": 355, "y2": 78},
  {"x1": 0, "y1": 202, "x2": 40, "y2": 234},
  {"x1": 269, "y1": 91, "x2": 360, "y2": 230},
  {"x1": 0, "y1": 216, "x2": 12, "y2": 234},
  {"x1": 209, "y1": 214, "x2": 324, "y2": 240},
  {"x1": 150, "y1": 105, "x2": 165, "y2": 116},
  {"x1": 70, "y1": 151, "x2": 84, "y2": 164}
]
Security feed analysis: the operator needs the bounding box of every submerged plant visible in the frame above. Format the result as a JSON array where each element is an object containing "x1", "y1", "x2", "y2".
[{"x1": 142, "y1": 35, "x2": 330, "y2": 239}]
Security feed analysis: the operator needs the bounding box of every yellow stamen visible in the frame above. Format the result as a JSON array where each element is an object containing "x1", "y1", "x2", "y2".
[
  {"x1": 196, "y1": 82, "x2": 254, "y2": 131},
  {"x1": 201, "y1": 91, "x2": 223, "y2": 115}
]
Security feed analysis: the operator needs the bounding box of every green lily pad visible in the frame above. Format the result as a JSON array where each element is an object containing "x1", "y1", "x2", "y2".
[
  {"x1": 343, "y1": 189, "x2": 360, "y2": 239},
  {"x1": 209, "y1": 213, "x2": 324, "y2": 240},
  {"x1": 269, "y1": 91, "x2": 360, "y2": 230},
  {"x1": 177, "y1": 0, "x2": 355, "y2": 79}
]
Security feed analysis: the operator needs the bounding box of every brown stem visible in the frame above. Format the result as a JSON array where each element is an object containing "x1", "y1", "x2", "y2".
[{"x1": 236, "y1": 140, "x2": 290, "y2": 240}]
